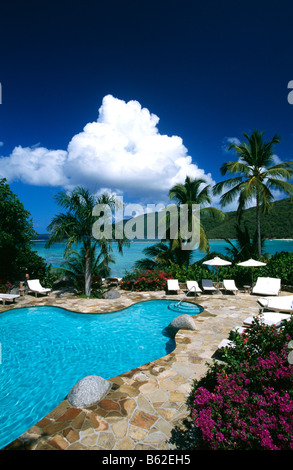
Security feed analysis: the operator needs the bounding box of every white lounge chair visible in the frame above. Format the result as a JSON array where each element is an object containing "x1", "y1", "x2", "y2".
[
  {"x1": 251, "y1": 277, "x2": 281, "y2": 296},
  {"x1": 0, "y1": 293, "x2": 20, "y2": 305},
  {"x1": 186, "y1": 281, "x2": 202, "y2": 296},
  {"x1": 257, "y1": 295, "x2": 293, "y2": 313},
  {"x1": 167, "y1": 279, "x2": 180, "y2": 294},
  {"x1": 27, "y1": 279, "x2": 51, "y2": 297},
  {"x1": 218, "y1": 338, "x2": 234, "y2": 349},
  {"x1": 223, "y1": 279, "x2": 238, "y2": 295},
  {"x1": 202, "y1": 279, "x2": 217, "y2": 293},
  {"x1": 243, "y1": 311, "x2": 291, "y2": 327}
]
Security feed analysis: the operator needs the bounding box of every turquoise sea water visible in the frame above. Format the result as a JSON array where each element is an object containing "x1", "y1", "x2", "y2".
[
  {"x1": 0, "y1": 300, "x2": 203, "y2": 449},
  {"x1": 33, "y1": 239, "x2": 293, "y2": 277}
]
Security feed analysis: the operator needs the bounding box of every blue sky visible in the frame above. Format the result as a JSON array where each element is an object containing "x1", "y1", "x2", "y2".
[{"x1": 1, "y1": 0, "x2": 293, "y2": 232}]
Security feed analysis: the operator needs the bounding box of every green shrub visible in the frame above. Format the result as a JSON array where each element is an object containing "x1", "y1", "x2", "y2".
[
  {"x1": 168, "y1": 263, "x2": 214, "y2": 283},
  {"x1": 257, "y1": 251, "x2": 293, "y2": 285},
  {"x1": 226, "y1": 314, "x2": 293, "y2": 366},
  {"x1": 16, "y1": 248, "x2": 53, "y2": 286}
]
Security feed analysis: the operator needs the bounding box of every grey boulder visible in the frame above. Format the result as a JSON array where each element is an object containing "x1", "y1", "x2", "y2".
[
  {"x1": 165, "y1": 314, "x2": 196, "y2": 337},
  {"x1": 103, "y1": 290, "x2": 121, "y2": 299},
  {"x1": 67, "y1": 375, "x2": 111, "y2": 408}
]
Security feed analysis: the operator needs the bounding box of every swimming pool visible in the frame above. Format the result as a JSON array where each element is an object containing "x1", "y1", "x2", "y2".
[{"x1": 0, "y1": 299, "x2": 203, "y2": 449}]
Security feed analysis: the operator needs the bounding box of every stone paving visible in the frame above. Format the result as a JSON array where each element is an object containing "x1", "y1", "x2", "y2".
[{"x1": 0, "y1": 287, "x2": 281, "y2": 450}]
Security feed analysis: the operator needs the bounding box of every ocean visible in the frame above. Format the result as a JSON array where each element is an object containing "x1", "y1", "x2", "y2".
[{"x1": 32, "y1": 239, "x2": 293, "y2": 278}]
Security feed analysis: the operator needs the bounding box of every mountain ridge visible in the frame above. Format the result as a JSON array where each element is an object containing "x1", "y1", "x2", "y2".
[{"x1": 34, "y1": 197, "x2": 293, "y2": 240}]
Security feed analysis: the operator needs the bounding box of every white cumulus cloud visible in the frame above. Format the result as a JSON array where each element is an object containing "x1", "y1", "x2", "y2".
[
  {"x1": 0, "y1": 94, "x2": 215, "y2": 203},
  {"x1": 0, "y1": 145, "x2": 68, "y2": 186}
]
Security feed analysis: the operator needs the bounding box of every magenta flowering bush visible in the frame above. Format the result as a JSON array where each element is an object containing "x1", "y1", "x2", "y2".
[
  {"x1": 170, "y1": 316, "x2": 293, "y2": 450},
  {"x1": 191, "y1": 349, "x2": 293, "y2": 450}
]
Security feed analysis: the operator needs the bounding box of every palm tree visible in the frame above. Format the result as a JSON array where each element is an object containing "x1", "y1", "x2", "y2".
[
  {"x1": 46, "y1": 186, "x2": 128, "y2": 296},
  {"x1": 213, "y1": 130, "x2": 293, "y2": 257},
  {"x1": 168, "y1": 176, "x2": 225, "y2": 253}
]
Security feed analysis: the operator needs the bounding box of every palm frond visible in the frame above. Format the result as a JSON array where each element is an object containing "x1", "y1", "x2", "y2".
[
  {"x1": 220, "y1": 161, "x2": 251, "y2": 177},
  {"x1": 263, "y1": 167, "x2": 293, "y2": 180},
  {"x1": 212, "y1": 176, "x2": 243, "y2": 195},
  {"x1": 265, "y1": 178, "x2": 293, "y2": 196},
  {"x1": 134, "y1": 258, "x2": 158, "y2": 270},
  {"x1": 168, "y1": 184, "x2": 187, "y2": 205},
  {"x1": 219, "y1": 181, "x2": 245, "y2": 207}
]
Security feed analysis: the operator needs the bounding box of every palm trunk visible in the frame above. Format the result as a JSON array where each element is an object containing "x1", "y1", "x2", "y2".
[
  {"x1": 256, "y1": 194, "x2": 261, "y2": 258},
  {"x1": 85, "y1": 245, "x2": 92, "y2": 297}
]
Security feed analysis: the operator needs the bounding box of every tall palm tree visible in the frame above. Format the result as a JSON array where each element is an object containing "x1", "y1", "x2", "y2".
[
  {"x1": 168, "y1": 176, "x2": 225, "y2": 254},
  {"x1": 46, "y1": 186, "x2": 128, "y2": 296},
  {"x1": 213, "y1": 130, "x2": 293, "y2": 257}
]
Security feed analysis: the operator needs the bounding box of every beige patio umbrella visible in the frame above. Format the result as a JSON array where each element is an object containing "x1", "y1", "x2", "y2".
[
  {"x1": 237, "y1": 258, "x2": 266, "y2": 285},
  {"x1": 203, "y1": 256, "x2": 232, "y2": 282}
]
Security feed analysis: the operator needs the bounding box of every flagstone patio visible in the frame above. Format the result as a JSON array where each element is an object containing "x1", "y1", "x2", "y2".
[{"x1": 0, "y1": 288, "x2": 275, "y2": 450}]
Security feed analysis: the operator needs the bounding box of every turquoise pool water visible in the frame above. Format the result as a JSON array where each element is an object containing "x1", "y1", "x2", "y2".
[{"x1": 0, "y1": 299, "x2": 203, "y2": 449}]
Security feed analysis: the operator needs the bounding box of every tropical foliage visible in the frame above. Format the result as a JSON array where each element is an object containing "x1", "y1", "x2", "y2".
[
  {"x1": 224, "y1": 223, "x2": 267, "y2": 262},
  {"x1": 57, "y1": 244, "x2": 114, "y2": 297},
  {"x1": 256, "y1": 251, "x2": 293, "y2": 286},
  {"x1": 0, "y1": 178, "x2": 51, "y2": 283},
  {"x1": 134, "y1": 240, "x2": 192, "y2": 270}
]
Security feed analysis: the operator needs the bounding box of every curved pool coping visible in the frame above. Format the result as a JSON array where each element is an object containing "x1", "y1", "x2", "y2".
[
  {"x1": 1, "y1": 289, "x2": 260, "y2": 450},
  {"x1": 0, "y1": 295, "x2": 202, "y2": 316}
]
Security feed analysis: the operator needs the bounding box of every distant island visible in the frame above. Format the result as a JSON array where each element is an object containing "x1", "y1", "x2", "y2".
[{"x1": 34, "y1": 197, "x2": 293, "y2": 241}]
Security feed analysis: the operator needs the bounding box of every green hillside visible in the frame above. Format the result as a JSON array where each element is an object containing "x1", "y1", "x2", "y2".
[
  {"x1": 38, "y1": 197, "x2": 293, "y2": 241},
  {"x1": 201, "y1": 198, "x2": 293, "y2": 239}
]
